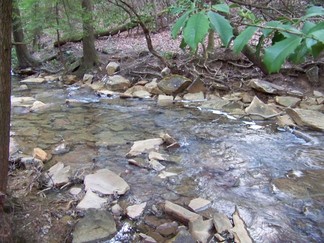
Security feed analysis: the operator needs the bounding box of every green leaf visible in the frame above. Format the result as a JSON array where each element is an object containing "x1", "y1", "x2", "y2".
[
  {"x1": 208, "y1": 11, "x2": 233, "y2": 47},
  {"x1": 307, "y1": 22, "x2": 324, "y2": 42},
  {"x1": 212, "y1": 4, "x2": 230, "y2": 14},
  {"x1": 264, "y1": 37, "x2": 302, "y2": 73},
  {"x1": 262, "y1": 21, "x2": 280, "y2": 37},
  {"x1": 272, "y1": 31, "x2": 286, "y2": 44},
  {"x1": 303, "y1": 6, "x2": 324, "y2": 19},
  {"x1": 302, "y1": 21, "x2": 316, "y2": 34},
  {"x1": 233, "y1": 26, "x2": 258, "y2": 53},
  {"x1": 310, "y1": 42, "x2": 324, "y2": 58},
  {"x1": 171, "y1": 10, "x2": 191, "y2": 39},
  {"x1": 288, "y1": 41, "x2": 309, "y2": 64},
  {"x1": 179, "y1": 38, "x2": 188, "y2": 50},
  {"x1": 183, "y1": 12, "x2": 210, "y2": 51}
]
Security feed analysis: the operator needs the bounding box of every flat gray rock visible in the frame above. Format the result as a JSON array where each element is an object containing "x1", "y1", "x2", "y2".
[
  {"x1": 248, "y1": 79, "x2": 284, "y2": 94},
  {"x1": 126, "y1": 138, "x2": 164, "y2": 157},
  {"x1": 213, "y1": 212, "x2": 233, "y2": 233},
  {"x1": 76, "y1": 190, "x2": 106, "y2": 209},
  {"x1": 287, "y1": 108, "x2": 324, "y2": 131},
  {"x1": 229, "y1": 208, "x2": 253, "y2": 243},
  {"x1": 72, "y1": 209, "x2": 116, "y2": 243},
  {"x1": 275, "y1": 96, "x2": 301, "y2": 107},
  {"x1": 84, "y1": 169, "x2": 130, "y2": 195},
  {"x1": 188, "y1": 198, "x2": 211, "y2": 212},
  {"x1": 164, "y1": 201, "x2": 202, "y2": 225},
  {"x1": 245, "y1": 96, "x2": 278, "y2": 120}
]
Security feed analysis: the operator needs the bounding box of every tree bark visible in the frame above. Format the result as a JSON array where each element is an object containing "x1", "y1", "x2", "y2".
[
  {"x1": 0, "y1": 0, "x2": 13, "y2": 240},
  {"x1": 12, "y1": 0, "x2": 40, "y2": 69},
  {"x1": 80, "y1": 0, "x2": 99, "y2": 70}
]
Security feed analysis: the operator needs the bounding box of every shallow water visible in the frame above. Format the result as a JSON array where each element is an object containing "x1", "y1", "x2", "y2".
[{"x1": 11, "y1": 78, "x2": 324, "y2": 242}]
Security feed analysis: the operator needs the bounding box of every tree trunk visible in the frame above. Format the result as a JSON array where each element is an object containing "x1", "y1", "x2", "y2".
[
  {"x1": 0, "y1": 0, "x2": 13, "y2": 240},
  {"x1": 80, "y1": 0, "x2": 99, "y2": 71},
  {"x1": 12, "y1": 0, "x2": 40, "y2": 69}
]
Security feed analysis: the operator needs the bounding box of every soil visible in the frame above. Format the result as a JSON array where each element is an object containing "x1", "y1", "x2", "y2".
[{"x1": 4, "y1": 29, "x2": 324, "y2": 243}]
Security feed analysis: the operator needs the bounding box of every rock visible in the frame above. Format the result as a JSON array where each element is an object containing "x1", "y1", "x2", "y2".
[
  {"x1": 139, "y1": 233, "x2": 157, "y2": 243},
  {"x1": 229, "y1": 208, "x2": 253, "y2": 243},
  {"x1": 245, "y1": 96, "x2": 278, "y2": 120},
  {"x1": 137, "y1": 80, "x2": 149, "y2": 85},
  {"x1": 189, "y1": 217, "x2": 213, "y2": 243},
  {"x1": 148, "y1": 159, "x2": 165, "y2": 171},
  {"x1": 158, "y1": 171, "x2": 178, "y2": 179},
  {"x1": 272, "y1": 170, "x2": 324, "y2": 198},
  {"x1": 200, "y1": 97, "x2": 230, "y2": 110},
  {"x1": 69, "y1": 187, "x2": 82, "y2": 196},
  {"x1": 106, "y1": 62, "x2": 120, "y2": 75},
  {"x1": 313, "y1": 90, "x2": 324, "y2": 97},
  {"x1": 306, "y1": 65, "x2": 319, "y2": 86},
  {"x1": 187, "y1": 79, "x2": 206, "y2": 94},
  {"x1": 85, "y1": 80, "x2": 105, "y2": 91},
  {"x1": 76, "y1": 190, "x2": 107, "y2": 209},
  {"x1": 104, "y1": 75, "x2": 131, "y2": 92},
  {"x1": 213, "y1": 212, "x2": 233, "y2": 233},
  {"x1": 145, "y1": 79, "x2": 163, "y2": 95},
  {"x1": 158, "y1": 75, "x2": 192, "y2": 96},
  {"x1": 14, "y1": 84, "x2": 29, "y2": 91},
  {"x1": 161, "y1": 67, "x2": 171, "y2": 77},
  {"x1": 276, "y1": 114, "x2": 295, "y2": 127},
  {"x1": 286, "y1": 108, "x2": 324, "y2": 131},
  {"x1": 20, "y1": 77, "x2": 46, "y2": 84},
  {"x1": 183, "y1": 92, "x2": 205, "y2": 101},
  {"x1": 33, "y1": 147, "x2": 50, "y2": 162},
  {"x1": 166, "y1": 228, "x2": 196, "y2": 243},
  {"x1": 46, "y1": 162, "x2": 71, "y2": 187},
  {"x1": 188, "y1": 198, "x2": 211, "y2": 212},
  {"x1": 72, "y1": 209, "x2": 116, "y2": 243},
  {"x1": 133, "y1": 90, "x2": 152, "y2": 99},
  {"x1": 157, "y1": 95, "x2": 175, "y2": 106},
  {"x1": 149, "y1": 151, "x2": 168, "y2": 161},
  {"x1": 156, "y1": 221, "x2": 178, "y2": 237},
  {"x1": 124, "y1": 85, "x2": 148, "y2": 95},
  {"x1": 126, "y1": 138, "x2": 164, "y2": 157},
  {"x1": 83, "y1": 74, "x2": 94, "y2": 83},
  {"x1": 248, "y1": 79, "x2": 285, "y2": 94},
  {"x1": 275, "y1": 96, "x2": 300, "y2": 107},
  {"x1": 52, "y1": 143, "x2": 70, "y2": 155},
  {"x1": 11, "y1": 96, "x2": 36, "y2": 107},
  {"x1": 164, "y1": 201, "x2": 202, "y2": 225},
  {"x1": 30, "y1": 101, "x2": 48, "y2": 112},
  {"x1": 44, "y1": 75, "x2": 59, "y2": 82},
  {"x1": 84, "y1": 169, "x2": 130, "y2": 195},
  {"x1": 9, "y1": 138, "x2": 19, "y2": 156},
  {"x1": 126, "y1": 202, "x2": 147, "y2": 219},
  {"x1": 160, "y1": 133, "x2": 178, "y2": 147},
  {"x1": 20, "y1": 157, "x2": 44, "y2": 170},
  {"x1": 111, "y1": 204, "x2": 123, "y2": 216},
  {"x1": 63, "y1": 75, "x2": 78, "y2": 85}
]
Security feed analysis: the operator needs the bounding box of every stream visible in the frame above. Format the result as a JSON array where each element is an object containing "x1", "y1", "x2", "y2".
[{"x1": 10, "y1": 77, "x2": 324, "y2": 242}]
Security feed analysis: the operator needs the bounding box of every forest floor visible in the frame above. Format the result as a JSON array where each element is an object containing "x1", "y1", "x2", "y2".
[{"x1": 5, "y1": 28, "x2": 324, "y2": 243}]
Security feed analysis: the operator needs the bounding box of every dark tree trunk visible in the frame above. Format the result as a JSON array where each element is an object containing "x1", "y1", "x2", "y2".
[
  {"x1": 80, "y1": 0, "x2": 99, "y2": 71},
  {"x1": 12, "y1": 0, "x2": 40, "y2": 69},
  {"x1": 0, "y1": 0, "x2": 13, "y2": 241}
]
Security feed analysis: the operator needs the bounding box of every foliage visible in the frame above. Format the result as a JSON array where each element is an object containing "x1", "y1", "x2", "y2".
[{"x1": 170, "y1": 1, "x2": 324, "y2": 73}]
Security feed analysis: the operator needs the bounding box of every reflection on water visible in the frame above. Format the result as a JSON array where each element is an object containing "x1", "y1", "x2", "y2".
[{"x1": 11, "y1": 78, "x2": 324, "y2": 242}]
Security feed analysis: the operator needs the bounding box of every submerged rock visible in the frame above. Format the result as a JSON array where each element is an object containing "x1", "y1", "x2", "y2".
[
  {"x1": 166, "y1": 228, "x2": 196, "y2": 243},
  {"x1": 72, "y1": 209, "x2": 116, "y2": 243},
  {"x1": 84, "y1": 169, "x2": 130, "y2": 195}
]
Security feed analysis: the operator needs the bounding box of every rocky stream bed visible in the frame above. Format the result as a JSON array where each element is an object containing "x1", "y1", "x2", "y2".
[{"x1": 6, "y1": 65, "x2": 324, "y2": 243}]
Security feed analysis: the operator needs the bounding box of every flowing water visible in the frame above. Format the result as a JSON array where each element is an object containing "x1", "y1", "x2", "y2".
[{"x1": 11, "y1": 78, "x2": 324, "y2": 242}]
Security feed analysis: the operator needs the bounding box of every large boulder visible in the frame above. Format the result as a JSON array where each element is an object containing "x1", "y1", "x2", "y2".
[{"x1": 158, "y1": 75, "x2": 192, "y2": 96}]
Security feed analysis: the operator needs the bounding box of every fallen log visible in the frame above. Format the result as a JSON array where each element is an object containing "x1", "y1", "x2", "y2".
[{"x1": 54, "y1": 18, "x2": 151, "y2": 47}]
